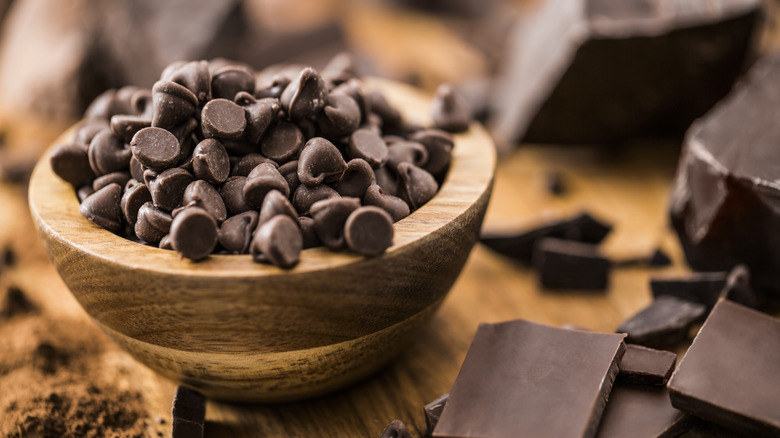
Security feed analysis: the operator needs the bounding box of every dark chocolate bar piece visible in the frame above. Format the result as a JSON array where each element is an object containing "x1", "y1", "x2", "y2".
[
  {"x1": 534, "y1": 238, "x2": 611, "y2": 291},
  {"x1": 670, "y1": 53, "x2": 780, "y2": 300},
  {"x1": 171, "y1": 386, "x2": 206, "y2": 438},
  {"x1": 480, "y1": 212, "x2": 612, "y2": 264},
  {"x1": 615, "y1": 248, "x2": 672, "y2": 268},
  {"x1": 650, "y1": 272, "x2": 728, "y2": 310},
  {"x1": 424, "y1": 393, "x2": 449, "y2": 437},
  {"x1": 616, "y1": 296, "x2": 706, "y2": 348},
  {"x1": 489, "y1": 0, "x2": 762, "y2": 150},
  {"x1": 668, "y1": 300, "x2": 780, "y2": 436},
  {"x1": 617, "y1": 344, "x2": 676, "y2": 386},
  {"x1": 596, "y1": 384, "x2": 693, "y2": 438},
  {"x1": 433, "y1": 319, "x2": 625, "y2": 438}
]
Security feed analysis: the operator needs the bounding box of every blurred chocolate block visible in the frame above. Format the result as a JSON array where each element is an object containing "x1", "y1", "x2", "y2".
[
  {"x1": 596, "y1": 384, "x2": 693, "y2": 438},
  {"x1": 489, "y1": 0, "x2": 763, "y2": 151},
  {"x1": 670, "y1": 53, "x2": 780, "y2": 299}
]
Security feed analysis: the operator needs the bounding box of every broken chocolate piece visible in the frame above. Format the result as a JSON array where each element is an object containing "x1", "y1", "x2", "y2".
[
  {"x1": 650, "y1": 272, "x2": 728, "y2": 310},
  {"x1": 171, "y1": 386, "x2": 206, "y2": 438},
  {"x1": 617, "y1": 344, "x2": 676, "y2": 386},
  {"x1": 615, "y1": 247, "x2": 672, "y2": 268},
  {"x1": 597, "y1": 384, "x2": 693, "y2": 438},
  {"x1": 668, "y1": 300, "x2": 780, "y2": 436},
  {"x1": 433, "y1": 319, "x2": 625, "y2": 438},
  {"x1": 616, "y1": 296, "x2": 706, "y2": 348},
  {"x1": 379, "y1": 420, "x2": 412, "y2": 438},
  {"x1": 534, "y1": 238, "x2": 611, "y2": 291},
  {"x1": 424, "y1": 393, "x2": 449, "y2": 437},
  {"x1": 720, "y1": 265, "x2": 762, "y2": 309}
]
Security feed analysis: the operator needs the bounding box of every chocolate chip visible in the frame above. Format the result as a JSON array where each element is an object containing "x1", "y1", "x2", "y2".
[
  {"x1": 397, "y1": 163, "x2": 438, "y2": 210},
  {"x1": 386, "y1": 140, "x2": 428, "y2": 171},
  {"x1": 93, "y1": 171, "x2": 130, "y2": 192},
  {"x1": 278, "y1": 160, "x2": 300, "y2": 194},
  {"x1": 364, "y1": 184, "x2": 410, "y2": 222},
  {"x1": 409, "y1": 129, "x2": 453, "y2": 178},
  {"x1": 191, "y1": 138, "x2": 230, "y2": 185},
  {"x1": 1, "y1": 286, "x2": 38, "y2": 319},
  {"x1": 88, "y1": 130, "x2": 131, "y2": 176},
  {"x1": 367, "y1": 91, "x2": 401, "y2": 129},
  {"x1": 77, "y1": 186, "x2": 95, "y2": 202},
  {"x1": 280, "y1": 66, "x2": 327, "y2": 120},
  {"x1": 146, "y1": 167, "x2": 194, "y2": 211},
  {"x1": 235, "y1": 93, "x2": 280, "y2": 144},
  {"x1": 221, "y1": 176, "x2": 251, "y2": 216},
  {"x1": 344, "y1": 206, "x2": 394, "y2": 256},
  {"x1": 374, "y1": 166, "x2": 398, "y2": 197},
  {"x1": 110, "y1": 115, "x2": 152, "y2": 143},
  {"x1": 349, "y1": 128, "x2": 388, "y2": 168},
  {"x1": 201, "y1": 98, "x2": 246, "y2": 140},
  {"x1": 243, "y1": 163, "x2": 289, "y2": 208},
  {"x1": 218, "y1": 211, "x2": 258, "y2": 255},
  {"x1": 130, "y1": 127, "x2": 181, "y2": 171},
  {"x1": 231, "y1": 153, "x2": 277, "y2": 177},
  {"x1": 182, "y1": 180, "x2": 227, "y2": 223},
  {"x1": 293, "y1": 183, "x2": 339, "y2": 215},
  {"x1": 251, "y1": 215, "x2": 302, "y2": 269},
  {"x1": 316, "y1": 91, "x2": 361, "y2": 139},
  {"x1": 170, "y1": 207, "x2": 218, "y2": 261},
  {"x1": 73, "y1": 119, "x2": 110, "y2": 150},
  {"x1": 310, "y1": 197, "x2": 361, "y2": 251},
  {"x1": 298, "y1": 137, "x2": 347, "y2": 187},
  {"x1": 152, "y1": 80, "x2": 198, "y2": 129},
  {"x1": 162, "y1": 60, "x2": 211, "y2": 104},
  {"x1": 159, "y1": 234, "x2": 173, "y2": 250},
  {"x1": 321, "y1": 52, "x2": 360, "y2": 85},
  {"x1": 298, "y1": 216, "x2": 321, "y2": 249},
  {"x1": 260, "y1": 121, "x2": 304, "y2": 163},
  {"x1": 335, "y1": 158, "x2": 375, "y2": 198},
  {"x1": 432, "y1": 83, "x2": 472, "y2": 133},
  {"x1": 135, "y1": 202, "x2": 173, "y2": 244},
  {"x1": 129, "y1": 155, "x2": 145, "y2": 182},
  {"x1": 121, "y1": 182, "x2": 152, "y2": 225},
  {"x1": 258, "y1": 189, "x2": 297, "y2": 227},
  {"x1": 50, "y1": 143, "x2": 94, "y2": 187},
  {"x1": 333, "y1": 78, "x2": 371, "y2": 122},
  {"x1": 171, "y1": 386, "x2": 206, "y2": 438},
  {"x1": 379, "y1": 420, "x2": 412, "y2": 438},
  {"x1": 79, "y1": 183, "x2": 124, "y2": 233},
  {"x1": 211, "y1": 65, "x2": 255, "y2": 100}
]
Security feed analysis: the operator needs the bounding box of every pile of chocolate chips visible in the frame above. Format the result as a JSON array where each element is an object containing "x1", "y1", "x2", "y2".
[{"x1": 50, "y1": 54, "x2": 467, "y2": 268}]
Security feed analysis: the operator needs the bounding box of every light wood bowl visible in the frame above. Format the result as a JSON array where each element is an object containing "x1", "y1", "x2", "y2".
[{"x1": 28, "y1": 79, "x2": 495, "y2": 402}]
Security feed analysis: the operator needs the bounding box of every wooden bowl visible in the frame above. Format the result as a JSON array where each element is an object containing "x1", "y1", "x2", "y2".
[{"x1": 28, "y1": 79, "x2": 496, "y2": 402}]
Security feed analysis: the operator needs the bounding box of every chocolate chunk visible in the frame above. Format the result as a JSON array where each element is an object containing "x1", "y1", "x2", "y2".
[
  {"x1": 110, "y1": 115, "x2": 152, "y2": 143},
  {"x1": 201, "y1": 98, "x2": 246, "y2": 140},
  {"x1": 344, "y1": 206, "x2": 394, "y2": 256},
  {"x1": 280, "y1": 67, "x2": 327, "y2": 120},
  {"x1": 171, "y1": 386, "x2": 206, "y2": 438},
  {"x1": 533, "y1": 238, "x2": 611, "y2": 291},
  {"x1": 130, "y1": 127, "x2": 181, "y2": 171},
  {"x1": 258, "y1": 189, "x2": 297, "y2": 227},
  {"x1": 235, "y1": 93, "x2": 279, "y2": 144},
  {"x1": 615, "y1": 247, "x2": 673, "y2": 268},
  {"x1": 310, "y1": 197, "x2": 361, "y2": 251},
  {"x1": 88, "y1": 130, "x2": 132, "y2": 176},
  {"x1": 50, "y1": 143, "x2": 94, "y2": 187},
  {"x1": 668, "y1": 300, "x2": 780, "y2": 436},
  {"x1": 152, "y1": 80, "x2": 198, "y2": 129},
  {"x1": 408, "y1": 129, "x2": 453, "y2": 178},
  {"x1": 92, "y1": 171, "x2": 131, "y2": 192},
  {"x1": 397, "y1": 163, "x2": 438, "y2": 211},
  {"x1": 182, "y1": 180, "x2": 227, "y2": 223},
  {"x1": 424, "y1": 393, "x2": 449, "y2": 437},
  {"x1": 367, "y1": 91, "x2": 402, "y2": 129},
  {"x1": 1, "y1": 286, "x2": 38, "y2": 319},
  {"x1": 221, "y1": 176, "x2": 251, "y2": 216},
  {"x1": 433, "y1": 319, "x2": 625, "y2": 438},
  {"x1": 79, "y1": 183, "x2": 123, "y2": 233},
  {"x1": 211, "y1": 65, "x2": 254, "y2": 100},
  {"x1": 617, "y1": 344, "x2": 676, "y2": 386},
  {"x1": 121, "y1": 182, "x2": 152, "y2": 225},
  {"x1": 260, "y1": 121, "x2": 304, "y2": 163},
  {"x1": 146, "y1": 168, "x2": 194, "y2": 211},
  {"x1": 278, "y1": 160, "x2": 300, "y2": 194},
  {"x1": 364, "y1": 184, "x2": 410, "y2": 222},
  {"x1": 649, "y1": 248, "x2": 673, "y2": 267},
  {"x1": 616, "y1": 296, "x2": 707, "y2": 348},
  {"x1": 316, "y1": 91, "x2": 362, "y2": 139},
  {"x1": 243, "y1": 163, "x2": 289, "y2": 208},
  {"x1": 431, "y1": 83, "x2": 471, "y2": 133},
  {"x1": 349, "y1": 128, "x2": 388, "y2": 168},
  {"x1": 162, "y1": 60, "x2": 211, "y2": 105},
  {"x1": 597, "y1": 384, "x2": 692, "y2": 438},
  {"x1": 218, "y1": 211, "x2": 258, "y2": 255},
  {"x1": 379, "y1": 420, "x2": 412, "y2": 438},
  {"x1": 191, "y1": 139, "x2": 230, "y2": 185},
  {"x1": 134, "y1": 202, "x2": 173, "y2": 244},
  {"x1": 720, "y1": 265, "x2": 762, "y2": 310},
  {"x1": 334, "y1": 158, "x2": 376, "y2": 198},
  {"x1": 170, "y1": 207, "x2": 218, "y2": 261},
  {"x1": 386, "y1": 141, "x2": 428, "y2": 172},
  {"x1": 650, "y1": 272, "x2": 728, "y2": 310},
  {"x1": 250, "y1": 215, "x2": 302, "y2": 269},
  {"x1": 298, "y1": 137, "x2": 348, "y2": 187}
]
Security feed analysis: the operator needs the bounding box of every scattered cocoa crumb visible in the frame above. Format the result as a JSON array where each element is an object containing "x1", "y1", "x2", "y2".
[{"x1": 1, "y1": 286, "x2": 38, "y2": 319}]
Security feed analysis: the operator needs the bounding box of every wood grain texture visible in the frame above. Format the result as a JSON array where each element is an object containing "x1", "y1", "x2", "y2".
[{"x1": 28, "y1": 79, "x2": 496, "y2": 402}]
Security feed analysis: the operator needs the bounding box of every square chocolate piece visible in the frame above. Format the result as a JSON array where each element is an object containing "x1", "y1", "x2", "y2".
[
  {"x1": 534, "y1": 238, "x2": 611, "y2": 290},
  {"x1": 434, "y1": 320, "x2": 625, "y2": 438},
  {"x1": 597, "y1": 384, "x2": 692, "y2": 438}
]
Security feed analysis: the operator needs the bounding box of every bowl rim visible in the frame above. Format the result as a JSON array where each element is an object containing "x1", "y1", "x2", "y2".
[{"x1": 29, "y1": 78, "x2": 496, "y2": 278}]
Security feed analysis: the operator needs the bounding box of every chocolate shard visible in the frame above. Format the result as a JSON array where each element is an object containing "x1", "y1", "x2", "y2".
[
  {"x1": 596, "y1": 384, "x2": 694, "y2": 438},
  {"x1": 424, "y1": 393, "x2": 449, "y2": 437},
  {"x1": 650, "y1": 272, "x2": 728, "y2": 310},
  {"x1": 670, "y1": 54, "x2": 780, "y2": 300},
  {"x1": 433, "y1": 319, "x2": 625, "y2": 438},
  {"x1": 720, "y1": 264, "x2": 762, "y2": 310},
  {"x1": 489, "y1": 0, "x2": 762, "y2": 151},
  {"x1": 617, "y1": 344, "x2": 676, "y2": 386},
  {"x1": 379, "y1": 420, "x2": 413, "y2": 438},
  {"x1": 615, "y1": 247, "x2": 672, "y2": 268},
  {"x1": 533, "y1": 238, "x2": 611, "y2": 291},
  {"x1": 171, "y1": 386, "x2": 206, "y2": 438},
  {"x1": 616, "y1": 296, "x2": 707, "y2": 348},
  {"x1": 668, "y1": 300, "x2": 780, "y2": 436}
]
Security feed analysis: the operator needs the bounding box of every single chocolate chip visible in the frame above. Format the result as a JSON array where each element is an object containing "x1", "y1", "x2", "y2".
[
  {"x1": 221, "y1": 176, "x2": 251, "y2": 216},
  {"x1": 409, "y1": 129, "x2": 453, "y2": 178},
  {"x1": 316, "y1": 91, "x2": 361, "y2": 139},
  {"x1": 129, "y1": 155, "x2": 145, "y2": 182},
  {"x1": 348, "y1": 128, "x2": 388, "y2": 168},
  {"x1": 278, "y1": 160, "x2": 300, "y2": 194},
  {"x1": 50, "y1": 143, "x2": 94, "y2": 187},
  {"x1": 364, "y1": 184, "x2": 409, "y2": 222},
  {"x1": 260, "y1": 121, "x2": 304, "y2": 163},
  {"x1": 77, "y1": 186, "x2": 95, "y2": 202},
  {"x1": 280, "y1": 67, "x2": 327, "y2": 120},
  {"x1": 121, "y1": 182, "x2": 152, "y2": 225},
  {"x1": 135, "y1": 202, "x2": 173, "y2": 244},
  {"x1": 93, "y1": 171, "x2": 130, "y2": 192},
  {"x1": 110, "y1": 115, "x2": 152, "y2": 143},
  {"x1": 84, "y1": 89, "x2": 119, "y2": 120},
  {"x1": 191, "y1": 138, "x2": 230, "y2": 185},
  {"x1": 297, "y1": 137, "x2": 348, "y2": 187},
  {"x1": 73, "y1": 119, "x2": 110, "y2": 150},
  {"x1": 159, "y1": 234, "x2": 173, "y2": 250},
  {"x1": 152, "y1": 80, "x2": 198, "y2": 129},
  {"x1": 218, "y1": 211, "x2": 258, "y2": 254},
  {"x1": 243, "y1": 163, "x2": 290, "y2": 208},
  {"x1": 367, "y1": 91, "x2": 401, "y2": 128},
  {"x1": 386, "y1": 140, "x2": 428, "y2": 171},
  {"x1": 335, "y1": 158, "x2": 375, "y2": 198},
  {"x1": 250, "y1": 215, "x2": 302, "y2": 269},
  {"x1": 211, "y1": 65, "x2": 255, "y2": 100},
  {"x1": 235, "y1": 93, "x2": 280, "y2": 144},
  {"x1": 88, "y1": 130, "x2": 131, "y2": 176},
  {"x1": 79, "y1": 183, "x2": 123, "y2": 233},
  {"x1": 310, "y1": 197, "x2": 361, "y2": 251},
  {"x1": 1, "y1": 286, "x2": 38, "y2": 318},
  {"x1": 162, "y1": 60, "x2": 211, "y2": 104},
  {"x1": 258, "y1": 189, "x2": 297, "y2": 227},
  {"x1": 292, "y1": 182, "x2": 340, "y2": 215},
  {"x1": 182, "y1": 180, "x2": 227, "y2": 223},
  {"x1": 299, "y1": 216, "x2": 321, "y2": 249},
  {"x1": 333, "y1": 78, "x2": 371, "y2": 122},
  {"x1": 344, "y1": 206, "x2": 394, "y2": 256},
  {"x1": 432, "y1": 83, "x2": 472, "y2": 133},
  {"x1": 321, "y1": 52, "x2": 360, "y2": 85},
  {"x1": 171, "y1": 386, "x2": 206, "y2": 438},
  {"x1": 170, "y1": 207, "x2": 218, "y2": 261},
  {"x1": 255, "y1": 73, "x2": 291, "y2": 100},
  {"x1": 616, "y1": 296, "x2": 707, "y2": 348},
  {"x1": 130, "y1": 88, "x2": 154, "y2": 118},
  {"x1": 232, "y1": 153, "x2": 277, "y2": 177},
  {"x1": 379, "y1": 420, "x2": 412, "y2": 438},
  {"x1": 397, "y1": 163, "x2": 438, "y2": 210},
  {"x1": 130, "y1": 127, "x2": 181, "y2": 171},
  {"x1": 374, "y1": 166, "x2": 398, "y2": 197},
  {"x1": 201, "y1": 98, "x2": 247, "y2": 140},
  {"x1": 146, "y1": 167, "x2": 194, "y2": 211}
]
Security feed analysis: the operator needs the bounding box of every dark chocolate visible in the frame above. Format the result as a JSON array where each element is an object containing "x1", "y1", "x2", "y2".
[
  {"x1": 534, "y1": 238, "x2": 611, "y2": 291},
  {"x1": 617, "y1": 344, "x2": 676, "y2": 386},
  {"x1": 171, "y1": 385, "x2": 206, "y2": 438},
  {"x1": 424, "y1": 393, "x2": 449, "y2": 437},
  {"x1": 650, "y1": 272, "x2": 728, "y2": 310},
  {"x1": 596, "y1": 384, "x2": 693, "y2": 438},
  {"x1": 616, "y1": 296, "x2": 706, "y2": 348},
  {"x1": 379, "y1": 420, "x2": 413, "y2": 438}
]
